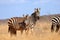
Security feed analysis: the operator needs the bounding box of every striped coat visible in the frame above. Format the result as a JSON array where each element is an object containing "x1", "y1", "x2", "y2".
[
  {"x1": 23, "y1": 8, "x2": 40, "y2": 34},
  {"x1": 8, "y1": 16, "x2": 28, "y2": 35},
  {"x1": 51, "y1": 16, "x2": 60, "y2": 32},
  {"x1": 31, "y1": 8, "x2": 40, "y2": 24}
]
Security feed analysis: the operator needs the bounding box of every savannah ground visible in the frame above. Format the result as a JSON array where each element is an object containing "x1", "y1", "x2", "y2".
[{"x1": 0, "y1": 14, "x2": 60, "y2": 40}]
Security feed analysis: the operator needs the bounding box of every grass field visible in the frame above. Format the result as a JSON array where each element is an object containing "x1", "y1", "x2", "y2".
[{"x1": 0, "y1": 14, "x2": 60, "y2": 40}]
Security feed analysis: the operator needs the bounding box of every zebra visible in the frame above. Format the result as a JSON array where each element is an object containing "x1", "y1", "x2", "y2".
[
  {"x1": 18, "y1": 8, "x2": 40, "y2": 34},
  {"x1": 51, "y1": 16, "x2": 60, "y2": 32},
  {"x1": 8, "y1": 8, "x2": 40, "y2": 35},
  {"x1": 21, "y1": 8, "x2": 40, "y2": 34},
  {"x1": 8, "y1": 15, "x2": 28, "y2": 35},
  {"x1": 31, "y1": 8, "x2": 40, "y2": 24}
]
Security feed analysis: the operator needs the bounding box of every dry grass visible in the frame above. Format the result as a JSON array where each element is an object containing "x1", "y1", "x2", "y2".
[{"x1": 0, "y1": 14, "x2": 60, "y2": 40}]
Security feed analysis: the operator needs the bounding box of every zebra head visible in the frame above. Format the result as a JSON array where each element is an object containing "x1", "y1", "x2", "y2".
[
  {"x1": 31, "y1": 8, "x2": 40, "y2": 24},
  {"x1": 34, "y1": 8, "x2": 40, "y2": 17}
]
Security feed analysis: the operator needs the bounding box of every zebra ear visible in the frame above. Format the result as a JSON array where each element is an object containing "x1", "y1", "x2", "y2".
[
  {"x1": 34, "y1": 8, "x2": 37, "y2": 12},
  {"x1": 37, "y1": 8, "x2": 40, "y2": 13},
  {"x1": 34, "y1": 8, "x2": 37, "y2": 10},
  {"x1": 23, "y1": 14, "x2": 25, "y2": 17},
  {"x1": 25, "y1": 14, "x2": 29, "y2": 19},
  {"x1": 36, "y1": 8, "x2": 40, "y2": 11},
  {"x1": 39, "y1": 8, "x2": 41, "y2": 10}
]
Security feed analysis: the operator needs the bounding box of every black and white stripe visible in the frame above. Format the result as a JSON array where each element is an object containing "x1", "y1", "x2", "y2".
[
  {"x1": 23, "y1": 8, "x2": 40, "y2": 34},
  {"x1": 52, "y1": 16, "x2": 60, "y2": 24},
  {"x1": 8, "y1": 17, "x2": 25, "y2": 35},
  {"x1": 8, "y1": 16, "x2": 30, "y2": 35},
  {"x1": 8, "y1": 17, "x2": 16, "y2": 27},
  {"x1": 51, "y1": 16, "x2": 60, "y2": 32},
  {"x1": 31, "y1": 8, "x2": 40, "y2": 24},
  {"x1": 8, "y1": 17, "x2": 18, "y2": 35}
]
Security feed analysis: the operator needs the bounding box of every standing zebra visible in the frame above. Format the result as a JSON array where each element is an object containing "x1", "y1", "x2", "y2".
[
  {"x1": 51, "y1": 16, "x2": 60, "y2": 32},
  {"x1": 8, "y1": 15, "x2": 28, "y2": 35},
  {"x1": 21, "y1": 8, "x2": 40, "y2": 34},
  {"x1": 18, "y1": 8, "x2": 40, "y2": 34},
  {"x1": 31, "y1": 8, "x2": 40, "y2": 24}
]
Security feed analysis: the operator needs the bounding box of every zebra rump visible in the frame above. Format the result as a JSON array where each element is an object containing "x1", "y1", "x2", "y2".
[{"x1": 51, "y1": 16, "x2": 60, "y2": 32}]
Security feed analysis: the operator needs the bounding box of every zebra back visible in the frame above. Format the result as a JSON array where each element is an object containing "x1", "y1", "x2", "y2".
[
  {"x1": 52, "y1": 16, "x2": 60, "y2": 24},
  {"x1": 8, "y1": 17, "x2": 27, "y2": 30}
]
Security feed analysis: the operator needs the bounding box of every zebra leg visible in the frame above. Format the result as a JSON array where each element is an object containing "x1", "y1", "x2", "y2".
[
  {"x1": 8, "y1": 25, "x2": 12, "y2": 32},
  {"x1": 20, "y1": 29, "x2": 23, "y2": 34},
  {"x1": 25, "y1": 28, "x2": 29, "y2": 35},
  {"x1": 56, "y1": 24, "x2": 59, "y2": 32},
  {"x1": 11, "y1": 29, "x2": 16, "y2": 36},
  {"x1": 8, "y1": 26, "x2": 16, "y2": 36},
  {"x1": 8, "y1": 26, "x2": 10, "y2": 32},
  {"x1": 51, "y1": 24, "x2": 54, "y2": 32},
  {"x1": 13, "y1": 29, "x2": 16, "y2": 35}
]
